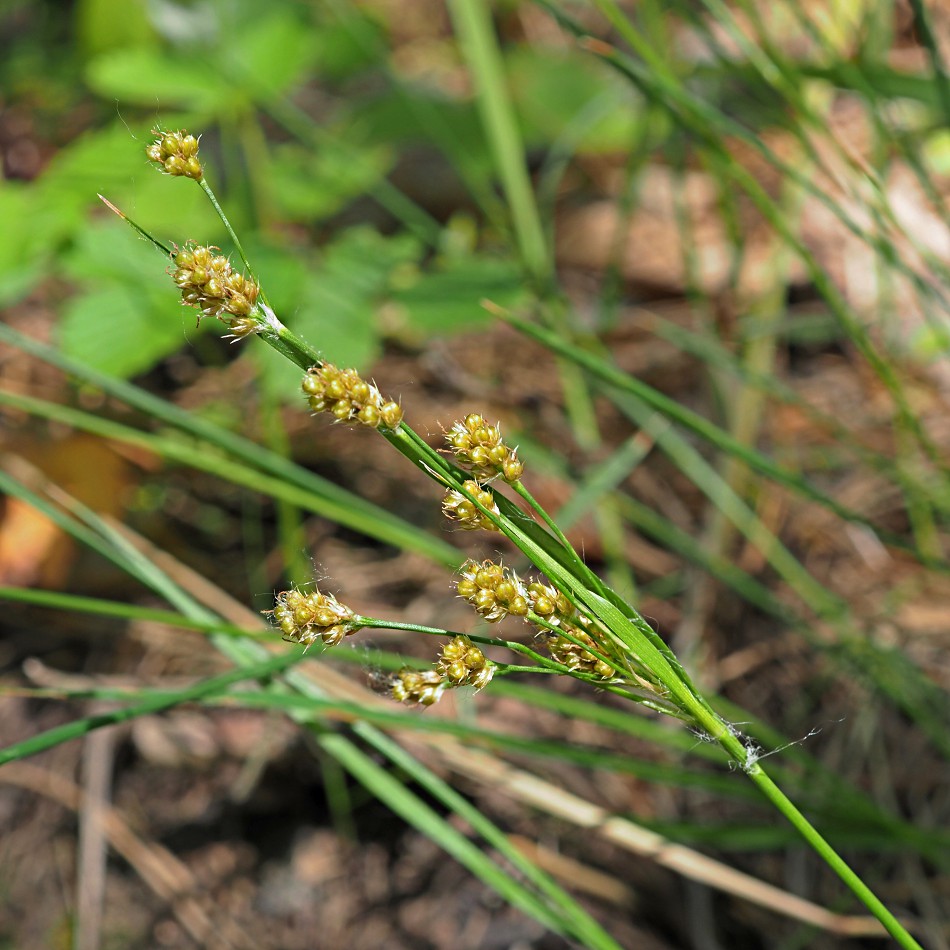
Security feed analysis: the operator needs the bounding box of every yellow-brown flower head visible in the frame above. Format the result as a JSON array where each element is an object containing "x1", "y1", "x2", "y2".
[
  {"x1": 391, "y1": 668, "x2": 446, "y2": 706},
  {"x1": 442, "y1": 479, "x2": 500, "y2": 531},
  {"x1": 146, "y1": 129, "x2": 203, "y2": 180},
  {"x1": 268, "y1": 587, "x2": 360, "y2": 650},
  {"x1": 457, "y1": 559, "x2": 528, "y2": 622},
  {"x1": 301, "y1": 364, "x2": 403, "y2": 430},
  {"x1": 543, "y1": 624, "x2": 615, "y2": 680},
  {"x1": 526, "y1": 581, "x2": 574, "y2": 624},
  {"x1": 445, "y1": 413, "x2": 523, "y2": 482},
  {"x1": 436, "y1": 635, "x2": 494, "y2": 690},
  {"x1": 172, "y1": 244, "x2": 261, "y2": 335}
]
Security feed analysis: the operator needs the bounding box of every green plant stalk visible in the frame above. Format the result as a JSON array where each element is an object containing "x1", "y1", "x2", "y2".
[
  {"x1": 319, "y1": 727, "x2": 623, "y2": 949},
  {"x1": 448, "y1": 0, "x2": 607, "y2": 481},
  {"x1": 446, "y1": 0, "x2": 549, "y2": 288},
  {"x1": 0, "y1": 471, "x2": 613, "y2": 947},
  {"x1": 0, "y1": 586, "x2": 270, "y2": 638},
  {"x1": 445, "y1": 0, "x2": 635, "y2": 594},
  {"x1": 497, "y1": 307, "x2": 945, "y2": 563},
  {"x1": 906, "y1": 0, "x2": 950, "y2": 129},
  {"x1": 746, "y1": 766, "x2": 920, "y2": 948},
  {"x1": 198, "y1": 178, "x2": 257, "y2": 283},
  {"x1": 0, "y1": 387, "x2": 458, "y2": 568},
  {"x1": 2, "y1": 584, "x2": 942, "y2": 856}
]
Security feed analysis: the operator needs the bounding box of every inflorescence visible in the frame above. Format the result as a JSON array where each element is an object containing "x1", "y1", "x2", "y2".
[
  {"x1": 445, "y1": 413, "x2": 523, "y2": 483},
  {"x1": 146, "y1": 126, "x2": 668, "y2": 718},
  {"x1": 172, "y1": 244, "x2": 261, "y2": 337},
  {"x1": 457, "y1": 558, "x2": 617, "y2": 681},
  {"x1": 146, "y1": 129, "x2": 203, "y2": 181},
  {"x1": 442, "y1": 479, "x2": 500, "y2": 531},
  {"x1": 302, "y1": 364, "x2": 403, "y2": 430},
  {"x1": 269, "y1": 587, "x2": 363, "y2": 650}
]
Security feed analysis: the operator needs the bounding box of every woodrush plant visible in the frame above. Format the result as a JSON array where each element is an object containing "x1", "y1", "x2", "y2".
[{"x1": 106, "y1": 125, "x2": 922, "y2": 947}]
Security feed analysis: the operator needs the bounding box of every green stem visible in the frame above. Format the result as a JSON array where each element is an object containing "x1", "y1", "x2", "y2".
[
  {"x1": 447, "y1": 0, "x2": 550, "y2": 288},
  {"x1": 199, "y1": 178, "x2": 257, "y2": 283},
  {"x1": 747, "y1": 766, "x2": 922, "y2": 949}
]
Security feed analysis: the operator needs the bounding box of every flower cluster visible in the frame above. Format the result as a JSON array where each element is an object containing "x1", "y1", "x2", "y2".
[
  {"x1": 453, "y1": 559, "x2": 616, "y2": 681},
  {"x1": 445, "y1": 413, "x2": 523, "y2": 483},
  {"x1": 542, "y1": 626, "x2": 616, "y2": 680},
  {"x1": 146, "y1": 129, "x2": 203, "y2": 181},
  {"x1": 442, "y1": 479, "x2": 500, "y2": 531},
  {"x1": 525, "y1": 580, "x2": 616, "y2": 679},
  {"x1": 390, "y1": 668, "x2": 447, "y2": 707},
  {"x1": 456, "y1": 559, "x2": 528, "y2": 622},
  {"x1": 302, "y1": 364, "x2": 403, "y2": 430},
  {"x1": 172, "y1": 244, "x2": 261, "y2": 336},
  {"x1": 268, "y1": 587, "x2": 361, "y2": 650},
  {"x1": 391, "y1": 637, "x2": 494, "y2": 706},
  {"x1": 436, "y1": 635, "x2": 494, "y2": 689}
]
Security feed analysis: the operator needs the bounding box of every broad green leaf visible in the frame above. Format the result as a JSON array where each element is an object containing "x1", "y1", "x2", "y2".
[
  {"x1": 310, "y1": 12, "x2": 386, "y2": 79},
  {"x1": 0, "y1": 183, "x2": 47, "y2": 305},
  {"x1": 58, "y1": 285, "x2": 189, "y2": 377},
  {"x1": 507, "y1": 46, "x2": 639, "y2": 151},
  {"x1": 256, "y1": 227, "x2": 420, "y2": 398},
  {"x1": 75, "y1": 0, "x2": 155, "y2": 59}
]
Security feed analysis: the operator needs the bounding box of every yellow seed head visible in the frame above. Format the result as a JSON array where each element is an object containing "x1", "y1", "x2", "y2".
[
  {"x1": 391, "y1": 668, "x2": 446, "y2": 706},
  {"x1": 544, "y1": 626, "x2": 615, "y2": 680},
  {"x1": 457, "y1": 559, "x2": 528, "y2": 622},
  {"x1": 266, "y1": 587, "x2": 360, "y2": 650},
  {"x1": 147, "y1": 129, "x2": 204, "y2": 181},
  {"x1": 435, "y1": 635, "x2": 494, "y2": 690},
  {"x1": 171, "y1": 243, "x2": 261, "y2": 336},
  {"x1": 445, "y1": 413, "x2": 523, "y2": 482},
  {"x1": 442, "y1": 480, "x2": 500, "y2": 531},
  {"x1": 301, "y1": 364, "x2": 402, "y2": 431}
]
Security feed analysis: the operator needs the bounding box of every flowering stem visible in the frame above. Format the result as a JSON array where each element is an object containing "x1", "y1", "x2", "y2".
[
  {"x1": 130, "y1": 139, "x2": 921, "y2": 945},
  {"x1": 198, "y1": 178, "x2": 257, "y2": 285}
]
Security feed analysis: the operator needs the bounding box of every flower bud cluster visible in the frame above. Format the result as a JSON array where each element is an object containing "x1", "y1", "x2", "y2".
[
  {"x1": 391, "y1": 668, "x2": 447, "y2": 706},
  {"x1": 454, "y1": 560, "x2": 616, "y2": 681},
  {"x1": 442, "y1": 479, "x2": 500, "y2": 531},
  {"x1": 526, "y1": 580, "x2": 615, "y2": 679},
  {"x1": 268, "y1": 587, "x2": 361, "y2": 650},
  {"x1": 542, "y1": 625, "x2": 615, "y2": 680},
  {"x1": 457, "y1": 559, "x2": 528, "y2": 622},
  {"x1": 302, "y1": 364, "x2": 403, "y2": 430},
  {"x1": 446, "y1": 413, "x2": 523, "y2": 483},
  {"x1": 146, "y1": 129, "x2": 203, "y2": 180},
  {"x1": 172, "y1": 244, "x2": 261, "y2": 335},
  {"x1": 391, "y1": 636, "x2": 495, "y2": 706},
  {"x1": 436, "y1": 636, "x2": 494, "y2": 689}
]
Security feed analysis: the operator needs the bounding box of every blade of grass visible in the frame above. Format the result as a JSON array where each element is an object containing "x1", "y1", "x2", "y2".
[
  {"x1": 0, "y1": 325, "x2": 459, "y2": 567},
  {"x1": 0, "y1": 651, "x2": 305, "y2": 766}
]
